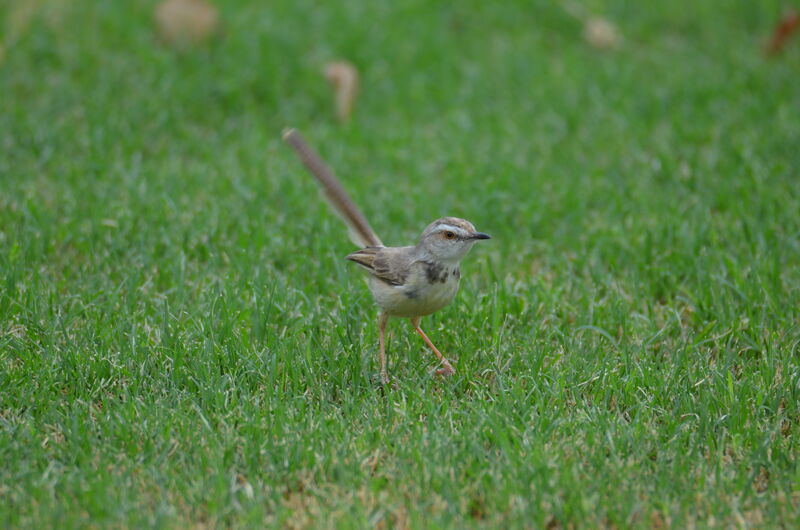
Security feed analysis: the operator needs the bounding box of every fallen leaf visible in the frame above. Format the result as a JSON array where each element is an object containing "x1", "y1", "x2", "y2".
[
  {"x1": 766, "y1": 9, "x2": 799, "y2": 55},
  {"x1": 155, "y1": 0, "x2": 219, "y2": 48},
  {"x1": 584, "y1": 16, "x2": 621, "y2": 50},
  {"x1": 324, "y1": 60, "x2": 359, "y2": 123}
]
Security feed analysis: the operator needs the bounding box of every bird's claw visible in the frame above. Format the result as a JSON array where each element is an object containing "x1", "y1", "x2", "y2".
[
  {"x1": 375, "y1": 371, "x2": 397, "y2": 390},
  {"x1": 435, "y1": 362, "x2": 455, "y2": 378}
]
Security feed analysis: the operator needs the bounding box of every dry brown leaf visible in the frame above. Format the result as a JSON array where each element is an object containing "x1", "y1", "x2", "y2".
[
  {"x1": 766, "y1": 9, "x2": 799, "y2": 55},
  {"x1": 155, "y1": 0, "x2": 219, "y2": 48},
  {"x1": 324, "y1": 60, "x2": 359, "y2": 123},
  {"x1": 584, "y1": 16, "x2": 621, "y2": 50}
]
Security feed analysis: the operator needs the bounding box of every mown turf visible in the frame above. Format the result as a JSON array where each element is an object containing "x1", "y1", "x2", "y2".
[{"x1": 1, "y1": 0, "x2": 799, "y2": 527}]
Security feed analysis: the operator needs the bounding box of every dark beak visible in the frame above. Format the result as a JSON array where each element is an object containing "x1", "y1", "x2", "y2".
[{"x1": 470, "y1": 232, "x2": 491, "y2": 240}]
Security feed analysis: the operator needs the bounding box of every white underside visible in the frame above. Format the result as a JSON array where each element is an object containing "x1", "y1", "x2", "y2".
[{"x1": 367, "y1": 265, "x2": 459, "y2": 318}]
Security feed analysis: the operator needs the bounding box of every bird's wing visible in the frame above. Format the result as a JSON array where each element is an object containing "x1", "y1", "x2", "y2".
[{"x1": 346, "y1": 247, "x2": 411, "y2": 286}]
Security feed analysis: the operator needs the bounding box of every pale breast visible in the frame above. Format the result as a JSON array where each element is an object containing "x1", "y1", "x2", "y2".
[{"x1": 367, "y1": 261, "x2": 461, "y2": 317}]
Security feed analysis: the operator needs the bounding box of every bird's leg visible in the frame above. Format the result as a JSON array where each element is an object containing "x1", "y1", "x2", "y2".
[
  {"x1": 378, "y1": 312, "x2": 389, "y2": 385},
  {"x1": 410, "y1": 317, "x2": 455, "y2": 377}
]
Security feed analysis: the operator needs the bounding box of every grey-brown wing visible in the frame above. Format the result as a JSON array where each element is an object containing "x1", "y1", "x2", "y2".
[{"x1": 346, "y1": 246, "x2": 412, "y2": 286}]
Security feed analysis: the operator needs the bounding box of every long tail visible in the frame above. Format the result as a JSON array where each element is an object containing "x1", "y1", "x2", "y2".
[{"x1": 283, "y1": 128, "x2": 383, "y2": 248}]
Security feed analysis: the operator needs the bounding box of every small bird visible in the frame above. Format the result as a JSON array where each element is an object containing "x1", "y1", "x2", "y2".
[{"x1": 283, "y1": 129, "x2": 490, "y2": 384}]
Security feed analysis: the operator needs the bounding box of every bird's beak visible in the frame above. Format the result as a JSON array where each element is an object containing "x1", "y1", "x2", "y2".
[{"x1": 470, "y1": 232, "x2": 491, "y2": 240}]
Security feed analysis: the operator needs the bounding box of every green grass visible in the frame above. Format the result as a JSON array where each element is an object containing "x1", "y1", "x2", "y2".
[{"x1": 2, "y1": 0, "x2": 799, "y2": 527}]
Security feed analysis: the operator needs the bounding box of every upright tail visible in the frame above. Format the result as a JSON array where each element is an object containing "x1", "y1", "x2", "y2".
[{"x1": 283, "y1": 128, "x2": 383, "y2": 248}]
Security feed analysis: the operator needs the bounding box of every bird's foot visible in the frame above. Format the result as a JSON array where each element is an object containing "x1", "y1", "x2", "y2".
[
  {"x1": 435, "y1": 361, "x2": 455, "y2": 378},
  {"x1": 373, "y1": 371, "x2": 397, "y2": 389}
]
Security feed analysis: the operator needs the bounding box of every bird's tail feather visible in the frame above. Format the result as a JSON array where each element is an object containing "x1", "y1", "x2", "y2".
[{"x1": 283, "y1": 128, "x2": 383, "y2": 248}]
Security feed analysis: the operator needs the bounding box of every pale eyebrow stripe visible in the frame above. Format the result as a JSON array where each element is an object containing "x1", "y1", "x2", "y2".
[{"x1": 437, "y1": 224, "x2": 465, "y2": 234}]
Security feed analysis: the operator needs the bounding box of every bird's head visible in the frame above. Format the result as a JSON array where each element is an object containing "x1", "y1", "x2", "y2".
[{"x1": 418, "y1": 217, "x2": 491, "y2": 262}]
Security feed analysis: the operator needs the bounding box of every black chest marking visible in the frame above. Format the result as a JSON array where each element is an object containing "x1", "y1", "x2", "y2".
[{"x1": 424, "y1": 261, "x2": 451, "y2": 284}]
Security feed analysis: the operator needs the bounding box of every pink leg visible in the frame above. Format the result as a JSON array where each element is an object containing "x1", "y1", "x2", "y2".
[
  {"x1": 378, "y1": 312, "x2": 389, "y2": 384},
  {"x1": 410, "y1": 317, "x2": 455, "y2": 377}
]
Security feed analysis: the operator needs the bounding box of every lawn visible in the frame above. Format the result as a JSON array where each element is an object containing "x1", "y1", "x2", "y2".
[{"x1": 1, "y1": 0, "x2": 799, "y2": 527}]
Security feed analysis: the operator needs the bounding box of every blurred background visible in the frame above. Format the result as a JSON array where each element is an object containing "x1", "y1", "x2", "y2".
[{"x1": 2, "y1": 0, "x2": 798, "y2": 263}]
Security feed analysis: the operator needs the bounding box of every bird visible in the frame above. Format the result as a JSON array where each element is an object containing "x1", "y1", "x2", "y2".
[{"x1": 283, "y1": 129, "x2": 491, "y2": 384}]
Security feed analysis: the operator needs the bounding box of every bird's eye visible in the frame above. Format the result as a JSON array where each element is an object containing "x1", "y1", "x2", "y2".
[{"x1": 444, "y1": 231, "x2": 456, "y2": 240}]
